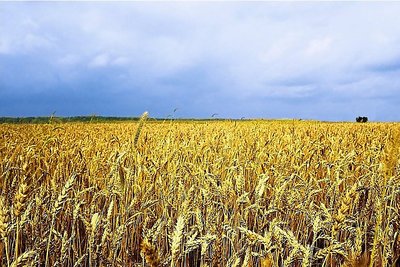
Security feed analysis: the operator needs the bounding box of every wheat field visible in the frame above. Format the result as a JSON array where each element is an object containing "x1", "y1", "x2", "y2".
[{"x1": 0, "y1": 118, "x2": 399, "y2": 266}]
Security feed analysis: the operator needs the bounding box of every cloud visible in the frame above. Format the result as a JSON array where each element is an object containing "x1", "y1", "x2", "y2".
[
  {"x1": 367, "y1": 58, "x2": 400, "y2": 73},
  {"x1": 1, "y1": 2, "x2": 400, "y2": 120},
  {"x1": 88, "y1": 53, "x2": 110, "y2": 68},
  {"x1": 305, "y1": 37, "x2": 333, "y2": 56},
  {"x1": 58, "y1": 54, "x2": 80, "y2": 66},
  {"x1": 112, "y1": 56, "x2": 130, "y2": 66}
]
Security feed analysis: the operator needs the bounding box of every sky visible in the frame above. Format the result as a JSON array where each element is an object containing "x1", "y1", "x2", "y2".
[{"x1": 1, "y1": 2, "x2": 400, "y2": 121}]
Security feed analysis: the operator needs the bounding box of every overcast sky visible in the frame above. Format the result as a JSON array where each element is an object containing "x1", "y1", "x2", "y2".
[{"x1": 1, "y1": 2, "x2": 400, "y2": 121}]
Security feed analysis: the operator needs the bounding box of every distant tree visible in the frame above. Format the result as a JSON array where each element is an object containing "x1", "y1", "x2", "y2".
[{"x1": 356, "y1": 116, "x2": 368, "y2": 123}]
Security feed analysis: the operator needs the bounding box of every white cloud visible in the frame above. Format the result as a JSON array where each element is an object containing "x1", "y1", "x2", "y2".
[
  {"x1": 112, "y1": 56, "x2": 130, "y2": 66},
  {"x1": 88, "y1": 53, "x2": 110, "y2": 68},
  {"x1": 58, "y1": 54, "x2": 80, "y2": 66},
  {"x1": 23, "y1": 33, "x2": 53, "y2": 50},
  {"x1": 305, "y1": 37, "x2": 333, "y2": 56},
  {"x1": 0, "y1": 39, "x2": 10, "y2": 54}
]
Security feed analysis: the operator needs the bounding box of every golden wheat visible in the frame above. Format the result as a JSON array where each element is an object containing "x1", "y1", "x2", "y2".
[{"x1": 0, "y1": 120, "x2": 399, "y2": 266}]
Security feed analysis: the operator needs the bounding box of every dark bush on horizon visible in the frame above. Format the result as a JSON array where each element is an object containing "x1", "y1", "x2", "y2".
[{"x1": 356, "y1": 116, "x2": 368, "y2": 123}]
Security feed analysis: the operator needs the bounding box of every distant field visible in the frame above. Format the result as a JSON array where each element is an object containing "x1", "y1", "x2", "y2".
[{"x1": 0, "y1": 120, "x2": 399, "y2": 266}]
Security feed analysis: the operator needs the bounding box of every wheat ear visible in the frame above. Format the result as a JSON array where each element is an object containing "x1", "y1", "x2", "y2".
[
  {"x1": 45, "y1": 174, "x2": 76, "y2": 266},
  {"x1": 170, "y1": 215, "x2": 185, "y2": 267},
  {"x1": 134, "y1": 111, "x2": 149, "y2": 147},
  {"x1": 13, "y1": 181, "x2": 28, "y2": 261},
  {"x1": 0, "y1": 196, "x2": 10, "y2": 267},
  {"x1": 141, "y1": 238, "x2": 160, "y2": 267}
]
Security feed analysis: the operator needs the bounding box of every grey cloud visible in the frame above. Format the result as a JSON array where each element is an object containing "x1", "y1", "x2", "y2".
[
  {"x1": 367, "y1": 59, "x2": 400, "y2": 73},
  {"x1": 1, "y1": 2, "x2": 400, "y2": 120}
]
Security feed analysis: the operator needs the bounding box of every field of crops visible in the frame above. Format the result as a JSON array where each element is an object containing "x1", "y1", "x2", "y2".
[{"x1": 0, "y1": 119, "x2": 399, "y2": 266}]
